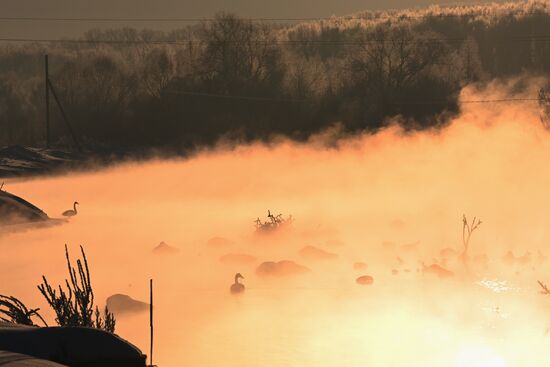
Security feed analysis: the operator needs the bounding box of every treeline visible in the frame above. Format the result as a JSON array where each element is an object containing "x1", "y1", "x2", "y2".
[{"x1": 1, "y1": 1, "x2": 550, "y2": 151}]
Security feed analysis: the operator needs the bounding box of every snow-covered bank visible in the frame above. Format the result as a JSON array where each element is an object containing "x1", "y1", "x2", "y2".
[{"x1": 0, "y1": 146, "x2": 80, "y2": 178}]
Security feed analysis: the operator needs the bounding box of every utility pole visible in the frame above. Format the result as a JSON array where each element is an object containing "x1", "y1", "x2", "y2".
[
  {"x1": 47, "y1": 79, "x2": 82, "y2": 153},
  {"x1": 43, "y1": 54, "x2": 83, "y2": 153},
  {"x1": 149, "y1": 279, "x2": 154, "y2": 367},
  {"x1": 45, "y1": 54, "x2": 50, "y2": 148}
]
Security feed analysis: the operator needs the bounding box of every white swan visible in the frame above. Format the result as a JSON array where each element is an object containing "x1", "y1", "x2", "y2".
[
  {"x1": 62, "y1": 201, "x2": 79, "y2": 217},
  {"x1": 230, "y1": 273, "x2": 245, "y2": 294}
]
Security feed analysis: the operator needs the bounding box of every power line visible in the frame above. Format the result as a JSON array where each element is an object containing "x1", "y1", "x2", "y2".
[
  {"x1": 2, "y1": 17, "x2": 320, "y2": 22},
  {"x1": 165, "y1": 89, "x2": 306, "y2": 102},
  {"x1": 163, "y1": 90, "x2": 541, "y2": 105},
  {"x1": 461, "y1": 97, "x2": 540, "y2": 104},
  {"x1": 0, "y1": 37, "x2": 191, "y2": 45},
  {"x1": 394, "y1": 97, "x2": 540, "y2": 105},
  {"x1": 0, "y1": 13, "x2": 535, "y2": 23},
  {"x1": 0, "y1": 36, "x2": 549, "y2": 45}
]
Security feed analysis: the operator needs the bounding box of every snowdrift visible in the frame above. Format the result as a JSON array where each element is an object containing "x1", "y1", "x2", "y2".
[{"x1": 0, "y1": 146, "x2": 78, "y2": 178}]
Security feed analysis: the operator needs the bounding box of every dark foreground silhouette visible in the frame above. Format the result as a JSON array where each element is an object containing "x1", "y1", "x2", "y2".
[
  {"x1": 0, "y1": 350, "x2": 66, "y2": 366},
  {"x1": 0, "y1": 322, "x2": 146, "y2": 367},
  {"x1": 0, "y1": 189, "x2": 48, "y2": 225}
]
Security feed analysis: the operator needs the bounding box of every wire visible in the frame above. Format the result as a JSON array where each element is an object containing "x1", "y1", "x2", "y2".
[
  {"x1": 0, "y1": 36, "x2": 549, "y2": 45},
  {"x1": 164, "y1": 90, "x2": 541, "y2": 105},
  {"x1": 1, "y1": 17, "x2": 323, "y2": 22},
  {"x1": 461, "y1": 98, "x2": 540, "y2": 104},
  {"x1": 165, "y1": 90, "x2": 306, "y2": 102},
  {"x1": 0, "y1": 13, "x2": 532, "y2": 23},
  {"x1": 0, "y1": 37, "x2": 191, "y2": 45},
  {"x1": 395, "y1": 97, "x2": 540, "y2": 105}
]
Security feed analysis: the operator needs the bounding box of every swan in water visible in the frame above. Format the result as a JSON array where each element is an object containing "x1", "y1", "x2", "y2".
[
  {"x1": 230, "y1": 273, "x2": 245, "y2": 294},
  {"x1": 62, "y1": 201, "x2": 79, "y2": 217}
]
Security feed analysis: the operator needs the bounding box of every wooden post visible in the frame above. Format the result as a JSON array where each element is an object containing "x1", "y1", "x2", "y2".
[
  {"x1": 45, "y1": 55, "x2": 50, "y2": 148},
  {"x1": 150, "y1": 279, "x2": 154, "y2": 367},
  {"x1": 47, "y1": 79, "x2": 82, "y2": 153}
]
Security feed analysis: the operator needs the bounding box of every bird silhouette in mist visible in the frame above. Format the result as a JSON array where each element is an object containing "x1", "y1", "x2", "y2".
[
  {"x1": 230, "y1": 273, "x2": 245, "y2": 294},
  {"x1": 62, "y1": 201, "x2": 79, "y2": 217}
]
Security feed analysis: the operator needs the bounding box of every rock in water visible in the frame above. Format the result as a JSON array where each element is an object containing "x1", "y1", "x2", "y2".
[
  {"x1": 106, "y1": 294, "x2": 149, "y2": 315},
  {"x1": 356, "y1": 275, "x2": 374, "y2": 285},
  {"x1": 0, "y1": 190, "x2": 48, "y2": 225},
  {"x1": 256, "y1": 260, "x2": 310, "y2": 277},
  {"x1": 152, "y1": 241, "x2": 179, "y2": 255},
  {"x1": 422, "y1": 263, "x2": 454, "y2": 278}
]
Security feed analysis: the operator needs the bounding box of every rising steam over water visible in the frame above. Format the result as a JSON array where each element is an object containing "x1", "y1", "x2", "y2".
[{"x1": 2, "y1": 81, "x2": 550, "y2": 366}]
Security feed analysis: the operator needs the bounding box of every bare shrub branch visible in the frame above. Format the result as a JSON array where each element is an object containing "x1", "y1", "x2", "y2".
[
  {"x1": 538, "y1": 280, "x2": 550, "y2": 295},
  {"x1": 37, "y1": 244, "x2": 116, "y2": 333},
  {"x1": 461, "y1": 214, "x2": 482, "y2": 258},
  {"x1": 0, "y1": 295, "x2": 47, "y2": 326}
]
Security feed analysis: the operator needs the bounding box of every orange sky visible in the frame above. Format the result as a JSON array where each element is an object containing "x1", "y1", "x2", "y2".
[{"x1": 0, "y1": 0, "x2": 509, "y2": 38}]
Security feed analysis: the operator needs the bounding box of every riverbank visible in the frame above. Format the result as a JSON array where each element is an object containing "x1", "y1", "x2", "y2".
[{"x1": 0, "y1": 146, "x2": 82, "y2": 178}]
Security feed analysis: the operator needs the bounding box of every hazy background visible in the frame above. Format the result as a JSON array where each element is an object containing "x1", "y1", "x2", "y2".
[
  {"x1": 2, "y1": 81, "x2": 550, "y2": 366},
  {"x1": 2, "y1": 1, "x2": 550, "y2": 154},
  {"x1": 1, "y1": 0, "x2": 509, "y2": 38}
]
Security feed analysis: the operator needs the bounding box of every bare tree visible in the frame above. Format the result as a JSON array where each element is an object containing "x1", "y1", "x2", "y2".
[
  {"x1": 197, "y1": 13, "x2": 284, "y2": 93},
  {"x1": 457, "y1": 37, "x2": 484, "y2": 83},
  {"x1": 142, "y1": 47, "x2": 176, "y2": 98},
  {"x1": 348, "y1": 26, "x2": 448, "y2": 101},
  {"x1": 461, "y1": 214, "x2": 482, "y2": 259}
]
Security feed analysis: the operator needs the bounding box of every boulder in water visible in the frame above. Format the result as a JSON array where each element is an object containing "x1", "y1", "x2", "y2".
[
  {"x1": 106, "y1": 294, "x2": 148, "y2": 315},
  {"x1": 422, "y1": 263, "x2": 454, "y2": 278},
  {"x1": 356, "y1": 275, "x2": 374, "y2": 285},
  {"x1": 256, "y1": 260, "x2": 310, "y2": 277},
  {"x1": 152, "y1": 241, "x2": 179, "y2": 255}
]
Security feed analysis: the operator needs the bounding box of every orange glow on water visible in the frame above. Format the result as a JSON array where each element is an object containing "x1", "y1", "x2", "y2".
[{"x1": 1, "y1": 82, "x2": 550, "y2": 366}]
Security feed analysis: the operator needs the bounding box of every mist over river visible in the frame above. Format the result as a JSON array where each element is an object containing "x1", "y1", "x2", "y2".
[{"x1": 2, "y1": 82, "x2": 550, "y2": 366}]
